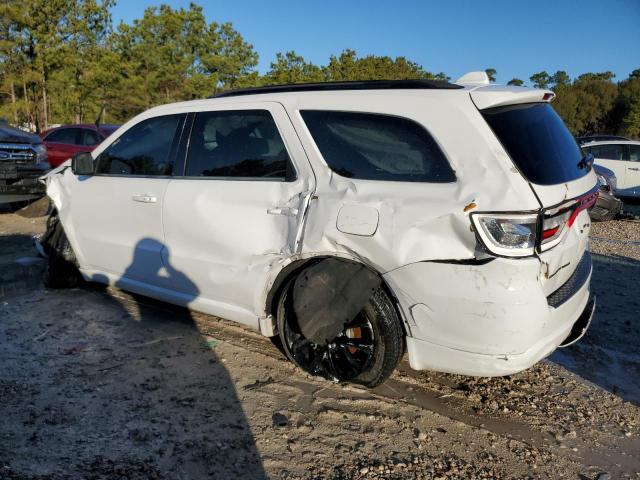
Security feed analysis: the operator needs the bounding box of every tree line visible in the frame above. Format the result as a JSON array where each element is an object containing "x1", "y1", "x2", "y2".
[
  {"x1": 1, "y1": 1, "x2": 638, "y2": 138},
  {"x1": 507, "y1": 70, "x2": 640, "y2": 138}
]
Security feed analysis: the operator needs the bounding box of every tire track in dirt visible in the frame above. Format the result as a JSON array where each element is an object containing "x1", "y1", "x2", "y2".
[{"x1": 107, "y1": 286, "x2": 640, "y2": 476}]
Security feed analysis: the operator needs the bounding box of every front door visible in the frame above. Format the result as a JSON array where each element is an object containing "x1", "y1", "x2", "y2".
[
  {"x1": 162, "y1": 104, "x2": 314, "y2": 320},
  {"x1": 71, "y1": 113, "x2": 185, "y2": 284}
]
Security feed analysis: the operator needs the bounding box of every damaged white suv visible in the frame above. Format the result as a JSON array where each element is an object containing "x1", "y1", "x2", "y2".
[{"x1": 41, "y1": 73, "x2": 597, "y2": 387}]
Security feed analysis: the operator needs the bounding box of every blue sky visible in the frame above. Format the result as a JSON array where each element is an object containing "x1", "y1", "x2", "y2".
[{"x1": 111, "y1": 0, "x2": 640, "y2": 84}]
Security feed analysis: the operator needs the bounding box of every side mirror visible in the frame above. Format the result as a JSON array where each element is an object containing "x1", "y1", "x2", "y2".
[{"x1": 71, "y1": 152, "x2": 95, "y2": 176}]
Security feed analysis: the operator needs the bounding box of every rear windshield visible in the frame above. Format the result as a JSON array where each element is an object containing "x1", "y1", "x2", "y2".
[
  {"x1": 301, "y1": 110, "x2": 456, "y2": 182},
  {"x1": 482, "y1": 103, "x2": 587, "y2": 185}
]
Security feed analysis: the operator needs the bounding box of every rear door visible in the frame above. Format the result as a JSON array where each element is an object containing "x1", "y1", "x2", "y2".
[
  {"x1": 162, "y1": 103, "x2": 314, "y2": 321},
  {"x1": 71, "y1": 114, "x2": 185, "y2": 284}
]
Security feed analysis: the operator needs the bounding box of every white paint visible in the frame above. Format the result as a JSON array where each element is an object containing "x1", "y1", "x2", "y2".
[
  {"x1": 584, "y1": 140, "x2": 640, "y2": 198},
  {"x1": 470, "y1": 84, "x2": 555, "y2": 110},
  {"x1": 455, "y1": 71, "x2": 490, "y2": 86},
  {"x1": 44, "y1": 83, "x2": 596, "y2": 377},
  {"x1": 336, "y1": 204, "x2": 379, "y2": 236}
]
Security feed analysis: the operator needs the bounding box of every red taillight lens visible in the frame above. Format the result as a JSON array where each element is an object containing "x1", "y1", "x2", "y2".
[
  {"x1": 542, "y1": 227, "x2": 559, "y2": 239},
  {"x1": 541, "y1": 209, "x2": 572, "y2": 247},
  {"x1": 540, "y1": 190, "x2": 598, "y2": 250},
  {"x1": 567, "y1": 191, "x2": 598, "y2": 227}
]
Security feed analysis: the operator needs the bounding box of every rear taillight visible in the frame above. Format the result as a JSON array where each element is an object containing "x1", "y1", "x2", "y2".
[
  {"x1": 539, "y1": 190, "x2": 598, "y2": 251},
  {"x1": 471, "y1": 189, "x2": 598, "y2": 257},
  {"x1": 471, "y1": 213, "x2": 538, "y2": 257},
  {"x1": 540, "y1": 209, "x2": 571, "y2": 249}
]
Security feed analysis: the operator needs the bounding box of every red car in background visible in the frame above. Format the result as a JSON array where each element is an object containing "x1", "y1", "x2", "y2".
[{"x1": 40, "y1": 124, "x2": 120, "y2": 167}]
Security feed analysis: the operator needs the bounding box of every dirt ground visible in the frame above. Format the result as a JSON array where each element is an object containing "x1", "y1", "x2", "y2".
[{"x1": 0, "y1": 203, "x2": 639, "y2": 479}]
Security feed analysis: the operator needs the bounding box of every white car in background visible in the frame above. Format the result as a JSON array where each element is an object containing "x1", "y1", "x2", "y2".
[
  {"x1": 40, "y1": 73, "x2": 597, "y2": 387},
  {"x1": 582, "y1": 140, "x2": 640, "y2": 198}
]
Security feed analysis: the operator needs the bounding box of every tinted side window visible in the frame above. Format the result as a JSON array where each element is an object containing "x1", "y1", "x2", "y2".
[
  {"x1": 96, "y1": 115, "x2": 181, "y2": 176},
  {"x1": 184, "y1": 110, "x2": 294, "y2": 180},
  {"x1": 80, "y1": 129, "x2": 100, "y2": 146},
  {"x1": 45, "y1": 128, "x2": 79, "y2": 144},
  {"x1": 591, "y1": 144, "x2": 626, "y2": 161},
  {"x1": 629, "y1": 145, "x2": 640, "y2": 162},
  {"x1": 300, "y1": 110, "x2": 455, "y2": 182}
]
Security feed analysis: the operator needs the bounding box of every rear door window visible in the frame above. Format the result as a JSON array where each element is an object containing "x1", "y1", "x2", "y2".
[
  {"x1": 96, "y1": 115, "x2": 182, "y2": 176},
  {"x1": 45, "y1": 128, "x2": 80, "y2": 144},
  {"x1": 482, "y1": 103, "x2": 588, "y2": 185},
  {"x1": 80, "y1": 128, "x2": 100, "y2": 146},
  {"x1": 300, "y1": 110, "x2": 455, "y2": 182},
  {"x1": 629, "y1": 145, "x2": 640, "y2": 162},
  {"x1": 588, "y1": 144, "x2": 627, "y2": 161},
  {"x1": 184, "y1": 110, "x2": 294, "y2": 180}
]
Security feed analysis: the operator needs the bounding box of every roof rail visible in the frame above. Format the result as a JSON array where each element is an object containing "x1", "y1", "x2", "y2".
[{"x1": 211, "y1": 79, "x2": 463, "y2": 98}]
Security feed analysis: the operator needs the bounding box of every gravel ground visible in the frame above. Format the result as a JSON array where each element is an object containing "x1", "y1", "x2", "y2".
[
  {"x1": 0, "y1": 207, "x2": 639, "y2": 479},
  {"x1": 590, "y1": 218, "x2": 640, "y2": 261}
]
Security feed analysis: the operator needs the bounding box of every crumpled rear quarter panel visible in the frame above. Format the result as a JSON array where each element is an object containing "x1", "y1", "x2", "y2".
[{"x1": 284, "y1": 91, "x2": 541, "y2": 273}]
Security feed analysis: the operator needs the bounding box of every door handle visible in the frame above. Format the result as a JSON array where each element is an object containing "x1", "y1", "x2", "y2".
[
  {"x1": 132, "y1": 194, "x2": 157, "y2": 203},
  {"x1": 267, "y1": 206, "x2": 298, "y2": 216},
  {"x1": 629, "y1": 167, "x2": 640, "y2": 171}
]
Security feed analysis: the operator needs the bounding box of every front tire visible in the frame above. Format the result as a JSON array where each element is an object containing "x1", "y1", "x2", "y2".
[
  {"x1": 277, "y1": 276, "x2": 404, "y2": 387},
  {"x1": 41, "y1": 212, "x2": 80, "y2": 289}
]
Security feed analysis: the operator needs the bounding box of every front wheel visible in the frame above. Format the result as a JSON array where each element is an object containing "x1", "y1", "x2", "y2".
[
  {"x1": 40, "y1": 212, "x2": 81, "y2": 289},
  {"x1": 277, "y1": 277, "x2": 404, "y2": 387}
]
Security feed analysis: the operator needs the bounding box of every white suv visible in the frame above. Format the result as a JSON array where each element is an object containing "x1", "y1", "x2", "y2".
[
  {"x1": 581, "y1": 140, "x2": 640, "y2": 198},
  {"x1": 41, "y1": 73, "x2": 597, "y2": 387}
]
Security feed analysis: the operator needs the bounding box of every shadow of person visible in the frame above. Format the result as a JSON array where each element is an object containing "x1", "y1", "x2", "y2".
[{"x1": 76, "y1": 238, "x2": 268, "y2": 478}]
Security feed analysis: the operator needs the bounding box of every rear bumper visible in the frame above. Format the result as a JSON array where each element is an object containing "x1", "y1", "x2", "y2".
[
  {"x1": 384, "y1": 252, "x2": 593, "y2": 376},
  {"x1": 404, "y1": 294, "x2": 594, "y2": 376}
]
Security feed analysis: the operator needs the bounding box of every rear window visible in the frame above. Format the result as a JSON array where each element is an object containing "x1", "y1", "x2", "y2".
[
  {"x1": 482, "y1": 103, "x2": 588, "y2": 185},
  {"x1": 301, "y1": 110, "x2": 456, "y2": 182}
]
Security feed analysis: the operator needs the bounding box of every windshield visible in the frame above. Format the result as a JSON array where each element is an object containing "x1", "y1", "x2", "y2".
[{"x1": 482, "y1": 103, "x2": 588, "y2": 185}]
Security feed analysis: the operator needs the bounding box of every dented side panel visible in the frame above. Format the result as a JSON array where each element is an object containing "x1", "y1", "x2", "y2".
[
  {"x1": 385, "y1": 255, "x2": 591, "y2": 375},
  {"x1": 159, "y1": 102, "x2": 316, "y2": 323},
  {"x1": 282, "y1": 92, "x2": 541, "y2": 273}
]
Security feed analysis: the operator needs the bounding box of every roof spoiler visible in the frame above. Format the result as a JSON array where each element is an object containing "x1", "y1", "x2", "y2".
[
  {"x1": 455, "y1": 71, "x2": 490, "y2": 86},
  {"x1": 471, "y1": 86, "x2": 556, "y2": 110}
]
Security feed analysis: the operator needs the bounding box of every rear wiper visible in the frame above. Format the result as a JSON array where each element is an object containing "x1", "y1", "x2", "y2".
[{"x1": 577, "y1": 153, "x2": 594, "y2": 170}]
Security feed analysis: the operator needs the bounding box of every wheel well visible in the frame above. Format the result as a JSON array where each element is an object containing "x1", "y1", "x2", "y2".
[{"x1": 265, "y1": 256, "x2": 409, "y2": 338}]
